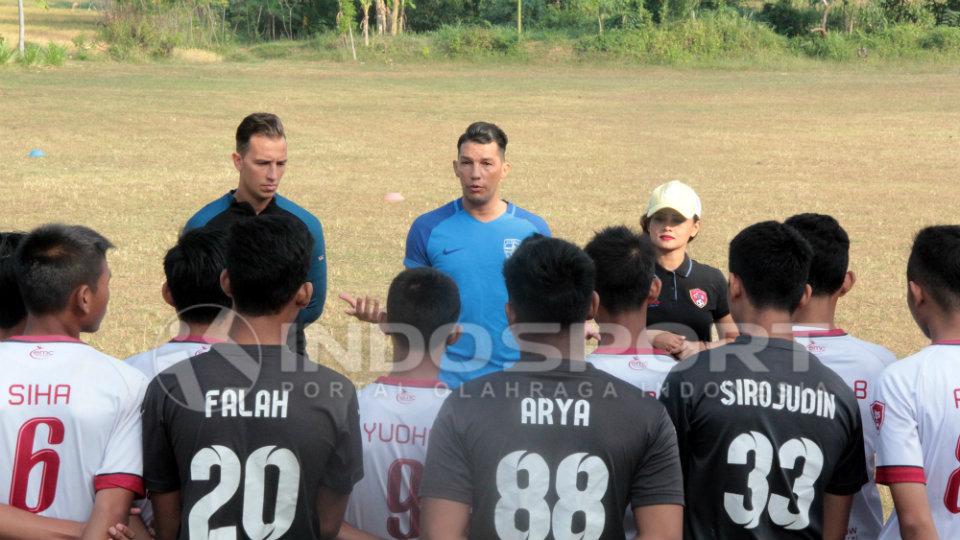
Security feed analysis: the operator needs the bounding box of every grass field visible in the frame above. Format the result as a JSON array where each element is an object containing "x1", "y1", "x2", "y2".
[
  {"x1": 5, "y1": 60, "x2": 960, "y2": 384},
  {"x1": 0, "y1": 0, "x2": 99, "y2": 47}
]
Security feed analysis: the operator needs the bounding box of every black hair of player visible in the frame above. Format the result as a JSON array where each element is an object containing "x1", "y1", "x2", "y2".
[
  {"x1": 457, "y1": 121, "x2": 507, "y2": 157},
  {"x1": 784, "y1": 213, "x2": 849, "y2": 296},
  {"x1": 165, "y1": 228, "x2": 231, "y2": 324},
  {"x1": 907, "y1": 225, "x2": 960, "y2": 312},
  {"x1": 225, "y1": 214, "x2": 311, "y2": 316},
  {"x1": 503, "y1": 234, "x2": 595, "y2": 327},
  {"x1": 728, "y1": 221, "x2": 813, "y2": 313},
  {"x1": 0, "y1": 232, "x2": 27, "y2": 329},
  {"x1": 15, "y1": 224, "x2": 114, "y2": 315},
  {"x1": 236, "y1": 112, "x2": 285, "y2": 155},
  {"x1": 584, "y1": 226, "x2": 656, "y2": 315},
  {"x1": 386, "y1": 267, "x2": 461, "y2": 351}
]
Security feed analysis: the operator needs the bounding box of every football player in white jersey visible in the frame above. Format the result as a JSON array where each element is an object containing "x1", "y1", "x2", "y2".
[
  {"x1": 0, "y1": 225, "x2": 148, "y2": 539},
  {"x1": 583, "y1": 226, "x2": 679, "y2": 539},
  {"x1": 876, "y1": 225, "x2": 960, "y2": 539},
  {"x1": 339, "y1": 267, "x2": 461, "y2": 540},
  {"x1": 125, "y1": 227, "x2": 233, "y2": 380},
  {"x1": 786, "y1": 214, "x2": 896, "y2": 540},
  {"x1": 584, "y1": 226, "x2": 675, "y2": 398}
]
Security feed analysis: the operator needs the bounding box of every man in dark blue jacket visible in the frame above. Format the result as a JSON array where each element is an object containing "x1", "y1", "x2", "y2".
[{"x1": 183, "y1": 113, "x2": 326, "y2": 353}]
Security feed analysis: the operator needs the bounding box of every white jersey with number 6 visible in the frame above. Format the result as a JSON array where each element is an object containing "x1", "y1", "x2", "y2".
[
  {"x1": 0, "y1": 336, "x2": 148, "y2": 520},
  {"x1": 345, "y1": 377, "x2": 450, "y2": 540},
  {"x1": 875, "y1": 341, "x2": 960, "y2": 540},
  {"x1": 793, "y1": 326, "x2": 895, "y2": 540}
]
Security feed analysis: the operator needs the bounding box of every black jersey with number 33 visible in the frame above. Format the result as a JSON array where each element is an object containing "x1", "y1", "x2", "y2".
[
  {"x1": 420, "y1": 359, "x2": 684, "y2": 540},
  {"x1": 141, "y1": 344, "x2": 363, "y2": 540},
  {"x1": 659, "y1": 337, "x2": 867, "y2": 539}
]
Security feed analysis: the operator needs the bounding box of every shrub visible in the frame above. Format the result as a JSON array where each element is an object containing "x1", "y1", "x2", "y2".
[
  {"x1": 43, "y1": 43, "x2": 68, "y2": 66},
  {"x1": 576, "y1": 9, "x2": 787, "y2": 62},
  {"x1": 17, "y1": 43, "x2": 43, "y2": 66},
  {"x1": 433, "y1": 24, "x2": 523, "y2": 57},
  {"x1": 100, "y1": 13, "x2": 178, "y2": 60},
  {"x1": 0, "y1": 37, "x2": 14, "y2": 65}
]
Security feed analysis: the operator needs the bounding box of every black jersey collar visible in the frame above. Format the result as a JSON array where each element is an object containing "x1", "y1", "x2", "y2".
[
  {"x1": 228, "y1": 189, "x2": 279, "y2": 216},
  {"x1": 656, "y1": 254, "x2": 693, "y2": 278}
]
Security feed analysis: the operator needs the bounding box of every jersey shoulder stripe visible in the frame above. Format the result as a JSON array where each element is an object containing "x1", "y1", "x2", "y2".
[
  {"x1": 510, "y1": 204, "x2": 551, "y2": 236},
  {"x1": 404, "y1": 200, "x2": 460, "y2": 268},
  {"x1": 183, "y1": 192, "x2": 233, "y2": 232},
  {"x1": 274, "y1": 194, "x2": 324, "y2": 233}
]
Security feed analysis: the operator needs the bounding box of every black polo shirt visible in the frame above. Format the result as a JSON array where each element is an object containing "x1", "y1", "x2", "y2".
[
  {"x1": 646, "y1": 254, "x2": 729, "y2": 342},
  {"x1": 183, "y1": 190, "x2": 327, "y2": 327}
]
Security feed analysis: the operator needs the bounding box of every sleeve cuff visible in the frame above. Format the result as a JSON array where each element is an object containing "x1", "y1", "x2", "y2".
[
  {"x1": 418, "y1": 485, "x2": 473, "y2": 506},
  {"x1": 631, "y1": 492, "x2": 685, "y2": 508},
  {"x1": 95, "y1": 473, "x2": 145, "y2": 497},
  {"x1": 876, "y1": 465, "x2": 926, "y2": 485}
]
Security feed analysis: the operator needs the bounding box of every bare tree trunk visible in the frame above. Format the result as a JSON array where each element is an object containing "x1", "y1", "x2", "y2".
[
  {"x1": 517, "y1": 0, "x2": 522, "y2": 35},
  {"x1": 818, "y1": 0, "x2": 830, "y2": 35},
  {"x1": 399, "y1": 0, "x2": 406, "y2": 33},
  {"x1": 375, "y1": 0, "x2": 387, "y2": 35},
  {"x1": 17, "y1": 0, "x2": 25, "y2": 54},
  {"x1": 362, "y1": 4, "x2": 370, "y2": 46},
  {"x1": 390, "y1": 0, "x2": 400, "y2": 35}
]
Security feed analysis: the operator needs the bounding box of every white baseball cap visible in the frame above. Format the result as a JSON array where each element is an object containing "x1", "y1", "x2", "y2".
[{"x1": 644, "y1": 180, "x2": 702, "y2": 220}]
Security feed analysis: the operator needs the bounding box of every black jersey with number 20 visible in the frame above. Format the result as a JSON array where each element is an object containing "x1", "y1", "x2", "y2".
[{"x1": 141, "y1": 344, "x2": 363, "y2": 540}]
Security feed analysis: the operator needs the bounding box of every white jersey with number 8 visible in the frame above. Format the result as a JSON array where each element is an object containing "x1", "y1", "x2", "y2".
[
  {"x1": 344, "y1": 377, "x2": 450, "y2": 540},
  {"x1": 875, "y1": 342, "x2": 960, "y2": 539},
  {"x1": 793, "y1": 326, "x2": 895, "y2": 540}
]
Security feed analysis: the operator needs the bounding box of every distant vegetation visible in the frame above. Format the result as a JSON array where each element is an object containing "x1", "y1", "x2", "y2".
[{"x1": 3, "y1": 0, "x2": 960, "y2": 64}]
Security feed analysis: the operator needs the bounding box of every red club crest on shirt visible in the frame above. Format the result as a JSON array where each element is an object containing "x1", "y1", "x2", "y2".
[
  {"x1": 871, "y1": 401, "x2": 885, "y2": 430},
  {"x1": 689, "y1": 288, "x2": 708, "y2": 309}
]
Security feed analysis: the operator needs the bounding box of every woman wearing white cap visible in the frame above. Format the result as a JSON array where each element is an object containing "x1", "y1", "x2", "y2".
[{"x1": 642, "y1": 180, "x2": 737, "y2": 358}]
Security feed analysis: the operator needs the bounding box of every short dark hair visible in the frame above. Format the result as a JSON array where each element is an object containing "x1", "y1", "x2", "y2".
[
  {"x1": 0, "y1": 232, "x2": 27, "y2": 329},
  {"x1": 15, "y1": 224, "x2": 114, "y2": 315},
  {"x1": 225, "y1": 215, "x2": 311, "y2": 316},
  {"x1": 585, "y1": 226, "x2": 656, "y2": 315},
  {"x1": 784, "y1": 213, "x2": 850, "y2": 296},
  {"x1": 165, "y1": 228, "x2": 231, "y2": 324},
  {"x1": 386, "y1": 268, "x2": 461, "y2": 351},
  {"x1": 236, "y1": 113, "x2": 285, "y2": 155},
  {"x1": 907, "y1": 225, "x2": 960, "y2": 312},
  {"x1": 729, "y1": 221, "x2": 813, "y2": 313},
  {"x1": 503, "y1": 235, "x2": 595, "y2": 327},
  {"x1": 457, "y1": 121, "x2": 507, "y2": 156}
]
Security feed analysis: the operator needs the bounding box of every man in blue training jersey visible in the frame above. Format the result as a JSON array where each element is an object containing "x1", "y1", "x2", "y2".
[
  {"x1": 343, "y1": 122, "x2": 549, "y2": 388},
  {"x1": 183, "y1": 113, "x2": 326, "y2": 353}
]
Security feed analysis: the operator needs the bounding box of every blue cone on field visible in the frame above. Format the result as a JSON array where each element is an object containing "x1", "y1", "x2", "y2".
[{"x1": 28, "y1": 149, "x2": 46, "y2": 158}]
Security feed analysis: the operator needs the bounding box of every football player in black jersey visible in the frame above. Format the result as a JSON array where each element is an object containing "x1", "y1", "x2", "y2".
[
  {"x1": 142, "y1": 215, "x2": 363, "y2": 540},
  {"x1": 659, "y1": 221, "x2": 866, "y2": 540},
  {"x1": 421, "y1": 234, "x2": 683, "y2": 540}
]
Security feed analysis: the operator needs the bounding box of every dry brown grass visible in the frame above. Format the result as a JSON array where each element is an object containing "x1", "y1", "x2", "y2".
[
  {"x1": 0, "y1": 0, "x2": 99, "y2": 47},
  {"x1": 4, "y1": 61, "x2": 960, "y2": 404}
]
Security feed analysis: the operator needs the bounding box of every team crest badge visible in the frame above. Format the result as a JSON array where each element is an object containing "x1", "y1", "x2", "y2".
[
  {"x1": 871, "y1": 401, "x2": 885, "y2": 430},
  {"x1": 503, "y1": 238, "x2": 521, "y2": 258},
  {"x1": 689, "y1": 288, "x2": 708, "y2": 309}
]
